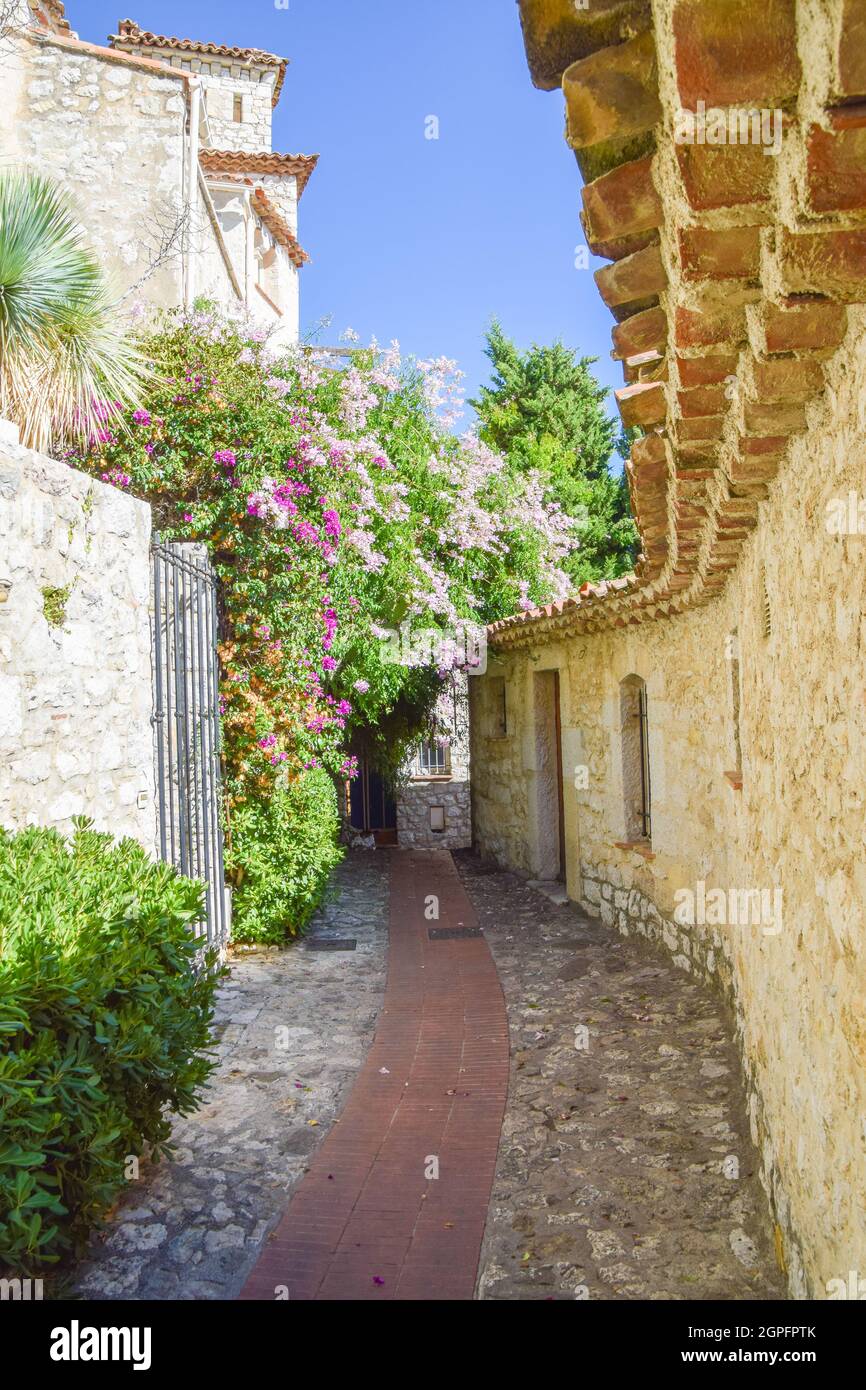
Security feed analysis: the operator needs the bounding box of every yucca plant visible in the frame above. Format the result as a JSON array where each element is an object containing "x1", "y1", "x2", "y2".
[{"x1": 0, "y1": 170, "x2": 147, "y2": 453}]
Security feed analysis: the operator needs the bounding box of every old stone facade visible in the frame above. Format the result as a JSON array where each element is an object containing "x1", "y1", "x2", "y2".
[
  {"x1": 0, "y1": 423, "x2": 157, "y2": 850},
  {"x1": 396, "y1": 677, "x2": 472, "y2": 850},
  {"x1": 471, "y1": 0, "x2": 866, "y2": 1299},
  {"x1": 1, "y1": 3, "x2": 316, "y2": 344}
]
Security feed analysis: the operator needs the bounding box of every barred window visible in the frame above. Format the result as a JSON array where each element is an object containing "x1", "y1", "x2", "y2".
[{"x1": 417, "y1": 739, "x2": 451, "y2": 777}]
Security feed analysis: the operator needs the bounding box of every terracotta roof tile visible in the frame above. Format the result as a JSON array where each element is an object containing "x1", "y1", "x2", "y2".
[
  {"x1": 199, "y1": 148, "x2": 319, "y2": 198},
  {"x1": 250, "y1": 186, "x2": 310, "y2": 269},
  {"x1": 31, "y1": 0, "x2": 72, "y2": 34},
  {"x1": 110, "y1": 18, "x2": 289, "y2": 105}
]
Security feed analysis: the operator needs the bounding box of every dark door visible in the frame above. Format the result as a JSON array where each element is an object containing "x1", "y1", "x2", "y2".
[{"x1": 348, "y1": 755, "x2": 397, "y2": 840}]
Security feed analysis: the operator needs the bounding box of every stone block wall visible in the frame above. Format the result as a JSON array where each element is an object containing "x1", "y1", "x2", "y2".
[
  {"x1": 197, "y1": 66, "x2": 275, "y2": 152},
  {"x1": 396, "y1": 676, "x2": 472, "y2": 850},
  {"x1": 396, "y1": 778, "x2": 471, "y2": 851},
  {"x1": 0, "y1": 429, "x2": 157, "y2": 850},
  {"x1": 471, "y1": 310, "x2": 866, "y2": 1298},
  {"x1": 1, "y1": 31, "x2": 190, "y2": 309}
]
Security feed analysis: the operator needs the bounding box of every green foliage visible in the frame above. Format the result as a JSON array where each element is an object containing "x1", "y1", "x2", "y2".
[
  {"x1": 0, "y1": 171, "x2": 146, "y2": 452},
  {"x1": 0, "y1": 819, "x2": 221, "y2": 1270},
  {"x1": 470, "y1": 321, "x2": 639, "y2": 583},
  {"x1": 40, "y1": 583, "x2": 72, "y2": 629},
  {"x1": 227, "y1": 769, "x2": 343, "y2": 946},
  {"x1": 69, "y1": 310, "x2": 585, "y2": 942}
]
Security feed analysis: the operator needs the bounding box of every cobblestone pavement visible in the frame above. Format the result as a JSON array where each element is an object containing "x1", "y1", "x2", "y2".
[
  {"x1": 454, "y1": 853, "x2": 787, "y2": 1302},
  {"x1": 74, "y1": 852, "x2": 389, "y2": 1301}
]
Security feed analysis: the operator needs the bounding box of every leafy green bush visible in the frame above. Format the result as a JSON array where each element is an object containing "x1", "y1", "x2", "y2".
[
  {"x1": 227, "y1": 768, "x2": 343, "y2": 946},
  {"x1": 0, "y1": 820, "x2": 222, "y2": 1270}
]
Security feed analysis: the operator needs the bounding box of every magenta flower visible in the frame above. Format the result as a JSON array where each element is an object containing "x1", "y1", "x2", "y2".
[
  {"x1": 101, "y1": 469, "x2": 131, "y2": 488},
  {"x1": 132, "y1": 409, "x2": 151, "y2": 425},
  {"x1": 321, "y1": 656, "x2": 337, "y2": 672}
]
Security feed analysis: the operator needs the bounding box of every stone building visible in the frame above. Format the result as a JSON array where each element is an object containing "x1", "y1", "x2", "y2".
[
  {"x1": 470, "y1": 0, "x2": 866, "y2": 1298},
  {"x1": 344, "y1": 676, "x2": 472, "y2": 851},
  {"x1": 1, "y1": 3, "x2": 317, "y2": 343}
]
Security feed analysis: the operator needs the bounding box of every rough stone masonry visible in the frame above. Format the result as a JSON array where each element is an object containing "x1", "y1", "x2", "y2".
[{"x1": 0, "y1": 430, "x2": 157, "y2": 849}]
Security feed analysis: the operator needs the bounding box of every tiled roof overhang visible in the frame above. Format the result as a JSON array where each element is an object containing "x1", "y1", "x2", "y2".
[
  {"x1": 109, "y1": 18, "x2": 289, "y2": 106},
  {"x1": 31, "y1": 0, "x2": 72, "y2": 34},
  {"x1": 491, "y1": 0, "x2": 866, "y2": 651},
  {"x1": 199, "y1": 149, "x2": 319, "y2": 198},
  {"x1": 249, "y1": 186, "x2": 310, "y2": 268}
]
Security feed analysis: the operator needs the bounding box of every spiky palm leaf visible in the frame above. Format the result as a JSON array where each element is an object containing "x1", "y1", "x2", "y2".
[{"x1": 0, "y1": 170, "x2": 147, "y2": 452}]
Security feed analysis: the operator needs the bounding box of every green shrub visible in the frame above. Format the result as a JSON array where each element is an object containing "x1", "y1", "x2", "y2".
[
  {"x1": 228, "y1": 768, "x2": 343, "y2": 945},
  {"x1": 0, "y1": 820, "x2": 222, "y2": 1270}
]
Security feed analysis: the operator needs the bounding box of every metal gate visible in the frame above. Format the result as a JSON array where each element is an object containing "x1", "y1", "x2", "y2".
[{"x1": 151, "y1": 539, "x2": 229, "y2": 952}]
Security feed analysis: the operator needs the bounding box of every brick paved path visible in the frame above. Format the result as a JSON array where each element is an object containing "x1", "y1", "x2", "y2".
[{"x1": 240, "y1": 849, "x2": 510, "y2": 1300}]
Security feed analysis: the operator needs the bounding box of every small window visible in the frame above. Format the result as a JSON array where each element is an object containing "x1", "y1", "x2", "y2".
[
  {"x1": 762, "y1": 585, "x2": 772, "y2": 640},
  {"x1": 620, "y1": 675, "x2": 651, "y2": 842},
  {"x1": 417, "y1": 740, "x2": 450, "y2": 777},
  {"x1": 430, "y1": 806, "x2": 446, "y2": 833},
  {"x1": 486, "y1": 676, "x2": 507, "y2": 738},
  {"x1": 728, "y1": 629, "x2": 743, "y2": 779},
  {"x1": 233, "y1": 93, "x2": 244, "y2": 123}
]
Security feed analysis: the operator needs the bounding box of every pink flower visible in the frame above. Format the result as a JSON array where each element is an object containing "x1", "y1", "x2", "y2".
[
  {"x1": 133, "y1": 409, "x2": 151, "y2": 425},
  {"x1": 101, "y1": 469, "x2": 131, "y2": 488},
  {"x1": 322, "y1": 656, "x2": 337, "y2": 672},
  {"x1": 353, "y1": 679, "x2": 370, "y2": 694}
]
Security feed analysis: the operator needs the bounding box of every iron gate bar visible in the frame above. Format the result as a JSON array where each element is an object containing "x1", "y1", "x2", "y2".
[
  {"x1": 152, "y1": 553, "x2": 167, "y2": 862},
  {"x1": 195, "y1": 560, "x2": 212, "y2": 920},
  {"x1": 210, "y1": 571, "x2": 228, "y2": 945},
  {"x1": 151, "y1": 537, "x2": 228, "y2": 952}
]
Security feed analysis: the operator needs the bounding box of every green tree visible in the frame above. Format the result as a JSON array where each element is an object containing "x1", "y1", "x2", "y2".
[
  {"x1": 0, "y1": 171, "x2": 145, "y2": 452},
  {"x1": 470, "y1": 321, "x2": 638, "y2": 584}
]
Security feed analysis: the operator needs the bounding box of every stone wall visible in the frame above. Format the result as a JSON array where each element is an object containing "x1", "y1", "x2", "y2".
[
  {"x1": 1, "y1": 30, "x2": 190, "y2": 309},
  {"x1": 470, "y1": 310, "x2": 866, "y2": 1298},
  {"x1": 396, "y1": 677, "x2": 472, "y2": 850},
  {"x1": 197, "y1": 65, "x2": 275, "y2": 153},
  {"x1": 0, "y1": 427, "x2": 157, "y2": 850}
]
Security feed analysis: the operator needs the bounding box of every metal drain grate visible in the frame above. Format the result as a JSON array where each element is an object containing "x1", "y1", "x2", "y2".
[
  {"x1": 428, "y1": 927, "x2": 483, "y2": 941},
  {"x1": 305, "y1": 938, "x2": 357, "y2": 952}
]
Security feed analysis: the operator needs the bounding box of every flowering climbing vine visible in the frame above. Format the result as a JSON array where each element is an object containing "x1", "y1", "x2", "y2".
[{"x1": 72, "y1": 307, "x2": 586, "y2": 941}]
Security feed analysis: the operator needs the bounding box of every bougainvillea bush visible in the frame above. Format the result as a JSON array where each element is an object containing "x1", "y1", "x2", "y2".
[{"x1": 71, "y1": 309, "x2": 587, "y2": 942}]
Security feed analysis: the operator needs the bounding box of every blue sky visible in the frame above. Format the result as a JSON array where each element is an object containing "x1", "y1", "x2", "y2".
[{"x1": 77, "y1": 0, "x2": 621, "y2": 423}]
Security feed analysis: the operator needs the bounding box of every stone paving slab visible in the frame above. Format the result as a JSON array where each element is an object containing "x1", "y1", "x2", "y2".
[
  {"x1": 74, "y1": 852, "x2": 389, "y2": 1301},
  {"x1": 239, "y1": 849, "x2": 510, "y2": 1301},
  {"x1": 455, "y1": 853, "x2": 787, "y2": 1302}
]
